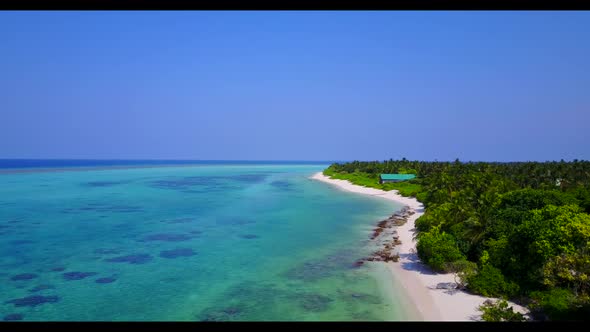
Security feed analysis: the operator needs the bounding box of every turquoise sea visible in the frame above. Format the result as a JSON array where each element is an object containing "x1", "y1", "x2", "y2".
[{"x1": 0, "y1": 162, "x2": 413, "y2": 321}]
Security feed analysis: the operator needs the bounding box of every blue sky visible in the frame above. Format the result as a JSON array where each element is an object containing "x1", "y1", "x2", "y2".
[{"x1": 0, "y1": 11, "x2": 589, "y2": 162}]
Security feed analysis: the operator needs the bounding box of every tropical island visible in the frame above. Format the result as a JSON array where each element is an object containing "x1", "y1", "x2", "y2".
[
  {"x1": 2, "y1": 10, "x2": 589, "y2": 322},
  {"x1": 314, "y1": 159, "x2": 590, "y2": 321}
]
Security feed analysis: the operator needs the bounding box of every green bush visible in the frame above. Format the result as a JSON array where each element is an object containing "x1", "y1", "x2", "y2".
[
  {"x1": 529, "y1": 288, "x2": 579, "y2": 320},
  {"x1": 444, "y1": 259, "x2": 478, "y2": 289},
  {"x1": 467, "y1": 264, "x2": 519, "y2": 297},
  {"x1": 414, "y1": 214, "x2": 436, "y2": 233},
  {"x1": 415, "y1": 191, "x2": 428, "y2": 204},
  {"x1": 478, "y1": 299, "x2": 526, "y2": 322},
  {"x1": 416, "y1": 227, "x2": 465, "y2": 272},
  {"x1": 386, "y1": 181, "x2": 423, "y2": 197},
  {"x1": 498, "y1": 189, "x2": 580, "y2": 212}
]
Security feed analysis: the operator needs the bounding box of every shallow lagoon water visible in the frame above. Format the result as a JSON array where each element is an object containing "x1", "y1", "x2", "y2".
[{"x1": 0, "y1": 163, "x2": 411, "y2": 321}]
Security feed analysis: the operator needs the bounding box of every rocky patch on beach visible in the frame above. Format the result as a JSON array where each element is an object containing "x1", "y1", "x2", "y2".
[
  {"x1": 356, "y1": 206, "x2": 414, "y2": 265},
  {"x1": 370, "y1": 206, "x2": 413, "y2": 239}
]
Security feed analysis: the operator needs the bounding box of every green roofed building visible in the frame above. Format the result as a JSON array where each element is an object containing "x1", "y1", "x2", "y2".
[{"x1": 379, "y1": 173, "x2": 416, "y2": 184}]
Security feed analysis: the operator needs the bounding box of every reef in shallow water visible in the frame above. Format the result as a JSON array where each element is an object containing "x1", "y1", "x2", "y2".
[
  {"x1": 239, "y1": 234, "x2": 259, "y2": 239},
  {"x1": 2, "y1": 313, "x2": 24, "y2": 321},
  {"x1": 29, "y1": 284, "x2": 56, "y2": 293},
  {"x1": 297, "y1": 293, "x2": 334, "y2": 312},
  {"x1": 49, "y1": 266, "x2": 66, "y2": 272},
  {"x1": 159, "y1": 248, "x2": 197, "y2": 259},
  {"x1": 5, "y1": 295, "x2": 59, "y2": 307},
  {"x1": 139, "y1": 233, "x2": 194, "y2": 242},
  {"x1": 283, "y1": 250, "x2": 357, "y2": 282},
  {"x1": 215, "y1": 217, "x2": 256, "y2": 226},
  {"x1": 161, "y1": 218, "x2": 194, "y2": 224},
  {"x1": 95, "y1": 276, "x2": 117, "y2": 284},
  {"x1": 105, "y1": 254, "x2": 153, "y2": 264},
  {"x1": 93, "y1": 248, "x2": 123, "y2": 255},
  {"x1": 10, "y1": 273, "x2": 38, "y2": 281},
  {"x1": 62, "y1": 272, "x2": 98, "y2": 281}
]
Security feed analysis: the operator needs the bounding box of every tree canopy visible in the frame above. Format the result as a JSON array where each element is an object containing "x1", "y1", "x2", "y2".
[{"x1": 324, "y1": 159, "x2": 590, "y2": 320}]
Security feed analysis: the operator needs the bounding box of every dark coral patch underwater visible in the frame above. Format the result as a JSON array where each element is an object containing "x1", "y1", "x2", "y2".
[
  {"x1": 227, "y1": 174, "x2": 269, "y2": 183},
  {"x1": 2, "y1": 313, "x2": 23, "y2": 321},
  {"x1": 150, "y1": 174, "x2": 268, "y2": 192},
  {"x1": 10, "y1": 273, "x2": 38, "y2": 281},
  {"x1": 61, "y1": 203, "x2": 143, "y2": 214},
  {"x1": 93, "y1": 248, "x2": 122, "y2": 255},
  {"x1": 95, "y1": 277, "x2": 117, "y2": 284},
  {"x1": 140, "y1": 233, "x2": 194, "y2": 242},
  {"x1": 150, "y1": 176, "x2": 219, "y2": 191},
  {"x1": 105, "y1": 254, "x2": 153, "y2": 264},
  {"x1": 49, "y1": 266, "x2": 66, "y2": 272},
  {"x1": 159, "y1": 248, "x2": 197, "y2": 259},
  {"x1": 161, "y1": 218, "x2": 194, "y2": 224},
  {"x1": 195, "y1": 282, "x2": 336, "y2": 321},
  {"x1": 29, "y1": 284, "x2": 56, "y2": 292},
  {"x1": 269, "y1": 180, "x2": 299, "y2": 192},
  {"x1": 198, "y1": 306, "x2": 247, "y2": 321},
  {"x1": 215, "y1": 217, "x2": 256, "y2": 226},
  {"x1": 298, "y1": 293, "x2": 334, "y2": 312},
  {"x1": 348, "y1": 292, "x2": 382, "y2": 304},
  {"x1": 239, "y1": 234, "x2": 259, "y2": 239},
  {"x1": 84, "y1": 180, "x2": 130, "y2": 187},
  {"x1": 5, "y1": 295, "x2": 59, "y2": 307},
  {"x1": 10, "y1": 240, "x2": 34, "y2": 246},
  {"x1": 63, "y1": 272, "x2": 98, "y2": 281},
  {"x1": 283, "y1": 250, "x2": 357, "y2": 282}
]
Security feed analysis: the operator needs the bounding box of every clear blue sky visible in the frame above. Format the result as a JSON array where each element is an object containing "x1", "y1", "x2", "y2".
[{"x1": 1, "y1": 11, "x2": 589, "y2": 162}]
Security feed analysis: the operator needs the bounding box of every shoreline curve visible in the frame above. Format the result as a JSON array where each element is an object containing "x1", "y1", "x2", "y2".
[{"x1": 310, "y1": 171, "x2": 529, "y2": 321}]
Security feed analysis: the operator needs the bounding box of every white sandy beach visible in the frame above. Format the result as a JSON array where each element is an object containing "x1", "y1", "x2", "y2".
[{"x1": 310, "y1": 172, "x2": 529, "y2": 321}]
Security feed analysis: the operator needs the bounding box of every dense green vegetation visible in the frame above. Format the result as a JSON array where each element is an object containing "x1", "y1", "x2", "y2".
[
  {"x1": 478, "y1": 300, "x2": 527, "y2": 322},
  {"x1": 323, "y1": 168, "x2": 423, "y2": 197},
  {"x1": 324, "y1": 159, "x2": 590, "y2": 321}
]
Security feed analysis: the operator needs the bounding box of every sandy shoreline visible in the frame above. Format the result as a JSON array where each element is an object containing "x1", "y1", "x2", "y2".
[{"x1": 310, "y1": 171, "x2": 529, "y2": 321}]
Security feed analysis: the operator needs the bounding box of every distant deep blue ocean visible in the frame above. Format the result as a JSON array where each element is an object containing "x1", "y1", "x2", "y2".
[
  {"x1": 0, "y1": 159, "x2": 339, "y2": 170},
  {"x1": 0, "y1": 161, "x2": 412, "y2": 321}
]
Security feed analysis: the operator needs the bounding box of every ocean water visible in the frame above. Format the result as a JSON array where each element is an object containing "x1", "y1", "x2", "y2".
[{"x1": 0, "y1": 162, "x2": 412, "y2": 321}]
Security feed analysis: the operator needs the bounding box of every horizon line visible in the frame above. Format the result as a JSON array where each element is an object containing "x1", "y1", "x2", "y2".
[{"x1": 0, "y1": 158, "x2": 588, "y2": 163}]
